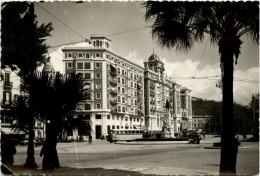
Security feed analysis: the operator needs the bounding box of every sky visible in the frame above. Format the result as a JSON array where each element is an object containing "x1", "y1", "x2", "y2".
[{"x1": 31, "y1": 1, "x2": 259, "y2": 105}]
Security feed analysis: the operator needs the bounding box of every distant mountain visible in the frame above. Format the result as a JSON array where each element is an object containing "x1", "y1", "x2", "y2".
[{"x1": 192, "y1": 97, "x2": 254, "y2": 134}]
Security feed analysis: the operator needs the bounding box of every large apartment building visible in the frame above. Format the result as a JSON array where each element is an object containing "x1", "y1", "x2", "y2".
[{"x1": 62, "y1": 34, "x2": 192, "y2": 139}]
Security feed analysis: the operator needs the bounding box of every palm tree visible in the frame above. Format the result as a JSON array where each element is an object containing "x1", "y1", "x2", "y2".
[
  {"x1": 11, "y1": 96, "x2": 38, "y2": 168},
  {"x1": 20, "y1": 71, "x2": 89, "y2": 169},
  {"x1": 144, "y1": 1, "x2": 258, "y2": 174}
]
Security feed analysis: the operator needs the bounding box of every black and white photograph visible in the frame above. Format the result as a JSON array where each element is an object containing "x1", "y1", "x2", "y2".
[{"x1": 1, "y1": 1, "x2": 259, "y2": 175}]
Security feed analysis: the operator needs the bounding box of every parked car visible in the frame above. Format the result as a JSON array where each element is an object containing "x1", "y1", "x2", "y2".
[{"x1": 19, "y1": 139, "x2": 36, "y2": 146}]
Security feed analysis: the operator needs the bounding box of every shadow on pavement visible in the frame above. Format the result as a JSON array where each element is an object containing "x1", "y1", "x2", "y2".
[{"x1": 5, "y1": 165, "x2": 144, "y2": 175}]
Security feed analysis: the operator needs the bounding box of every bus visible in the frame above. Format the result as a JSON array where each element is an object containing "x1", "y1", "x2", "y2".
[{"x1": 107, "y1": 129, "x2": 143, "y2": 143}]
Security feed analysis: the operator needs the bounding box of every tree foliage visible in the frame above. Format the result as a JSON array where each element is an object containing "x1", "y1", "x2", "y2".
[{"x1": 1, "y1": 2, "x2": 53, "y2": 73}]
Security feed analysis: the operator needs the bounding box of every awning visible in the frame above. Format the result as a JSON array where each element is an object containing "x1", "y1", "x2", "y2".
[{"x1": 1, "y1": 128, "x2": 25, "y2": 134}]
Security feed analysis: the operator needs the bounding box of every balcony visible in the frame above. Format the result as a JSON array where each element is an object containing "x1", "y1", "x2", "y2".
[
  {"x1": 109, "y1": 78, "x2": 117, "y2": 86},
  {"x1": 111, "y1": 108, "x2": 117, "y2": 113},
  {"x1": 110, "y1": 99, "x2": 117, "y2": 106},
  {"x1": 1, "y1": 100, "x2": 12, "y2": 107},
  {"x1": 3, "y1": 82, "x2": 13, "y2": 90},
  {"x1": 110, "y1": 88, "x2": 117, "y2": 95},
  {"x1": 110, "y1": 71, "x2": 117, "y2": 77}
]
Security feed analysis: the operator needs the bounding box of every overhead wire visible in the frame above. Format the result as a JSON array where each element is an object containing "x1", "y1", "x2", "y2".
[
  {"x1": 107, "y1": 26, "x2": 150, "y2": 37},
  {"x1": 193, "y1": 35, "x2": 210, "y2": 77},
  {"x1": 35, "y1": 3, "x2": 86, "y2": 40}
]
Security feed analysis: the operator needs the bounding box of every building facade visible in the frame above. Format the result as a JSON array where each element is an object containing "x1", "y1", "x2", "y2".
[
  {"x1": 62, "y1": 35, "x2": 192, "y2": 139},
  {"x1": 192, "y1": 115, "x2": 212, "y2": 131}
]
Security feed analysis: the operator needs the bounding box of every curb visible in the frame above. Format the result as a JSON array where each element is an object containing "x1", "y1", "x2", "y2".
[{"x1": 116, "y1": 141, "x2": 189, "y2": 145}]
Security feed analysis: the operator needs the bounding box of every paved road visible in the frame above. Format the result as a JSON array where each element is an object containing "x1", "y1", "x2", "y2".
[{"x1": 13, "y1": 139, "x2": 259, "y2": 175}]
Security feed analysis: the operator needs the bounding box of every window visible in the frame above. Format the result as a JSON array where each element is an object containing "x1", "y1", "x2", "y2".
[
  {"x1": 107, "y1": 115, "x2": 110, "y2": 119},
  {"x1": 135, "y1": 109, "x2": 138, "y2": 114},
  {"x1": 96, "y1": 93, "x2": 101, "y2": 99},
  {"x1": 85, "y1": 104, "x2": 91, "y2": 110},
  {"x1": 117, "y1": 126, "x2": 119, "y2": 129},
  {"x1": 137, "y1": 118, "x2": 139, "y2": 122},
  {"x1": 118, "y1": 87, "x2": 120, "y2": 93},
  {"x1": 78, "y1": 53, "x2": 83, "y2": 58},
  {"x1": 96, "y1": 41, "x2": 99, "y2": 47},
  {"x1": 86, "y1": 53, "x2": 90, "y2": 58},
  {"x1": 67, "y1": 62, "x2": 73, "y2": 69},
  {"x1": 122, "y1": 69, "x2": 124, "y2": 75},
  {"x1": 96, "y1": 73, "x2": 101, "y2": 79},
  {"x1": 131, "y1": 82, "x2": 133, "y2": 87},
  {"x1": 68, "y1": 53, "x2": 72, "y2": 58},
  {"x1": 122, "y1": 88, "x2": 125, "y2": 94},
  {"x1": 84, "y1": 63, "x2": 91, "y2": 69},
  {"x1": 118, "y1": 96, "x2": 121, "y2": 102},
  {"x1": 112, "y1": 125, "x2": 115, "y2": 129},
  {"x1": 134, "y1": 74, "x2": 136, "y2": 80},
  {"x1": 95, "y1": 63, "x2": 100, "y2": 68},
  {"x1": 135, "y1": 100, "x2": 137, "y2": 105},
  {"x1": 118, "y1": 77, "x2": 121, "y2": 83},
  {"x1": 96, "y1": 83, "x2": 101, "y2": 89},
  {"x1": 122, "y1": 78, "x2": 125, "y2": 85},
  {"x1": 131, "y1": 99, "x2": 133, "y2": 105},
  {"x1": 134, "y1": 83, "x2": 137, "y2": 88},
  {"x1": 96, "y1": 104, "x2": 101, "y2": 109},
  {"x1": 134, "y1": 91, "x2": 137, "y2": 97},
  {"x1": 77, "y1": 62, "x2": 83, "y2": 69},
  {"x1": 85, "y1": 73, "x2": 91, "y2": 79},
  {"x1": 118, "y1": 68, "x2": 120, "y2": 74},
  {"x1": 122, "y1": 107, "x2": 125, "y2": 112},
  {"x1": 122, "y1": 97, "x2": 125, "y2": 103},
  {"x1": 131, "y1": 73, "x2": 133, "y2": 78},
  {"x1": 117, "y1": 106, "x2": 121, "y2": 112},
  {"x1": 95, "y1": 114, "x2": 102, "y2": 119}
]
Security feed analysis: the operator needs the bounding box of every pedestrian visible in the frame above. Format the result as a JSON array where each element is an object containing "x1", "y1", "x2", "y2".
[
  {"x1": 89, "y1": 134, "x2": 92, "y2": 144},
  {"x1": 1, "y1": 138, "x2": 16, "y2": 165}
]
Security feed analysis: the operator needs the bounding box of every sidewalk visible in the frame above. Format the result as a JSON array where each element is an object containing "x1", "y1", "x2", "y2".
[{"x1": 3, "y1": 164, "x2": 219, "y2": 175}]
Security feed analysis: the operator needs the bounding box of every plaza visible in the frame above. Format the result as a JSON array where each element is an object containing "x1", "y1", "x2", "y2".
[{"x1": 8, "y1": 136, "x2": 259, "y2": 175}]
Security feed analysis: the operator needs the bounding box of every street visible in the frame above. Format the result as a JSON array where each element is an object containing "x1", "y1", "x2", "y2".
[{"x1": 12, "y1": 138, "x2": 259, "y2": 175}]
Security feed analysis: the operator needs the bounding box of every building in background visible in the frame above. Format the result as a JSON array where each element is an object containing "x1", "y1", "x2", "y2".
[
  {"x1": 62, "y1": 34, "x2": 192, "y2": 139},
  {"x1": 192, "y1": 115, "x2": 212, "y2": 132}
]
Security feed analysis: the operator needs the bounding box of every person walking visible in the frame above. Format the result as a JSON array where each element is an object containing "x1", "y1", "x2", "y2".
[{"x1": 1, "y1": 138, "x2": 16, "y2": 165}]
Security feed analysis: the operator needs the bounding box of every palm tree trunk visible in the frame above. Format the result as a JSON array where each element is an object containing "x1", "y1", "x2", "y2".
[
  {"x1": 219, "y1": 51, "x2": 237, "y2": 174},
  {"x1": 24, "y1": 117, "x2": 37, "y2": 168},
  {"x1": 42, "y1": 122, "x2": 60, "y2": 170}
]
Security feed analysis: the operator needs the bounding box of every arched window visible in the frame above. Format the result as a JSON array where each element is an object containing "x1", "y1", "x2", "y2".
[
  {"x1": 100, "y1": 41, "x2": 102, "y2": 47},
  {"x1": 96, "y1": 40, "x2": 99, "y2": 47}
]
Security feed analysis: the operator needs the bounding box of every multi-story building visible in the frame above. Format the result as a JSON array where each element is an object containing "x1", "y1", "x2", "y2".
[
  {"x1": 62, "y1": 34, "x2": 192, "y2": 139},
  {"x1": 62, "y1": 35, "x2": 145, "y2": 139},
  {"x1": 1, "y1": 66, "x2": 47, "y2": 141}
]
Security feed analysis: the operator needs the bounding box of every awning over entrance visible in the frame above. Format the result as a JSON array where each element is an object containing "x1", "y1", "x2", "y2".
[{"x1": 1, "y1": 127, "x2": 25, "y2": 134}]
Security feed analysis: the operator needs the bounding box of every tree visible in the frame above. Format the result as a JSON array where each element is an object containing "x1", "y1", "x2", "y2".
[
  {"x1": 1, "y1": 2, "x2": 53, "y2": 73},
  {"x1": 2, "y1": 2, "x2": 53, "y2": 168},
  {"x1": 19, "y1": 71, "x2": 89, "y2": 170},
  {"x1": 144, "y1": 1, "x2": 258, "y2": 174},
  {"x1": 249, "y1": 94, "x2": 259, "y2": 141},
  {"x1": 11, "y1": 96, "x2": 38, "y2": 168}
]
